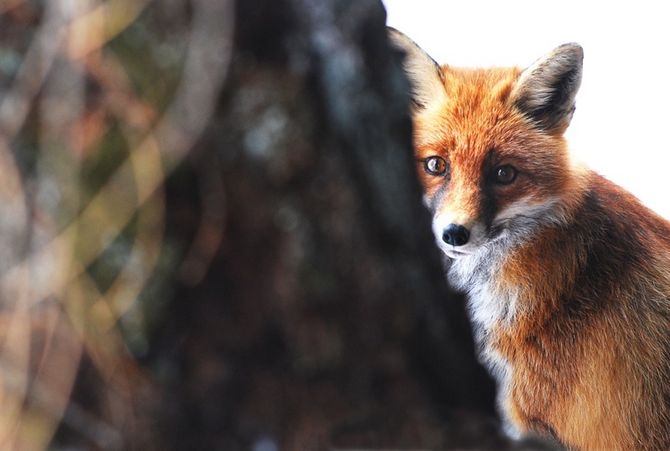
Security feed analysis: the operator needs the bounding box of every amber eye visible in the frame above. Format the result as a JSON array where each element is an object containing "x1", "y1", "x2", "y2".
[
  {"x1": 494, "y1": 165, "x2": 517, "y2": 185},
  {"x1": 424, "y1": 156, "x2": 448, "y2": 176}
]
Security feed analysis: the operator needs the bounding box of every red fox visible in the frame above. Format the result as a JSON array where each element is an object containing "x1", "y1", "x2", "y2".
[{"x1": 389, "y1": 28, "x2": 670, "y2": 449}]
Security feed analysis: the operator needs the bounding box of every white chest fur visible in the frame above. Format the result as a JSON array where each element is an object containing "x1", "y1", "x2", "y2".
[
  {"x1": 447, "y1": 249, "x2": 522, "y2": 437},
  {"x1": 447, "y1": 247, "x2": 518, "y2": 332}
]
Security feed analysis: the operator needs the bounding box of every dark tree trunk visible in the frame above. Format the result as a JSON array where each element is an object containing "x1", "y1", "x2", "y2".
[{"x1": 149, "y1": 0, "x2": 514, "y2": 449}]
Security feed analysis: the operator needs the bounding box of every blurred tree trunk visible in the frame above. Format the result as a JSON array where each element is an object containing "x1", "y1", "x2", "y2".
[{"x1": 147, "y1": 0, "x2": 515, "y2": 449}]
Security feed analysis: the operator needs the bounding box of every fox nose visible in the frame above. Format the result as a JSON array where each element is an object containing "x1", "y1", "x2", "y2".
[{"x1": 442, "y1": 224, "x2": 470, "y2": 246}]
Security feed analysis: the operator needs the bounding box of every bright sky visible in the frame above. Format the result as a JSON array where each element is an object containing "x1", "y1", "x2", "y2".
[{"x1": 383, "y1": 0, "x2": 670, "y2": 219}]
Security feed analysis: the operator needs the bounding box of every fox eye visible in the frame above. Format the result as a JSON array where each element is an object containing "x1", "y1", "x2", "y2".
[
  {"x1": 424, "y1": 156, "x2": 448, "y2": 176},
  {"x1": 494, "y1": 165, "x2": 517, "y2": 185}
]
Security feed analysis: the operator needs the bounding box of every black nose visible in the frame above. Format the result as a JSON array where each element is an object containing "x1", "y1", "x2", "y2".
[{"x1": 442, "y1": 224, "x2": 470, "y2": 246}]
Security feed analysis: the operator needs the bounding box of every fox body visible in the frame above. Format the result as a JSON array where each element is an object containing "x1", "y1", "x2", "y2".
[{"x1": 390, "y1": 29, "x2": 670, "y2": 449}]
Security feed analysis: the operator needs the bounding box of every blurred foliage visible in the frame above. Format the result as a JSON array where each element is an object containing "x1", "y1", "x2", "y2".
[{"x1": 0, "y1": 0, "x2": 232, "y2": 448}]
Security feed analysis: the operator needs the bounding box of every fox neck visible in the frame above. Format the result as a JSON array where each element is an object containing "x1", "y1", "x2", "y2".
[
  {"x1": 447, "y1": 188, "x2": 586, "y2": 437},
  {"x1": 447, "y1": 185, "x2": 585, "y2": 337}
]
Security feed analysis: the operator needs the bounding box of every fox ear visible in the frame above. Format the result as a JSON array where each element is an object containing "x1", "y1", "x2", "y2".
[
  {"x1": 388, "y1": 27, "x2": 446, "y2": 111},
  {"x1": 510, "y1": 43, "x2": 583, "y2": 133}
]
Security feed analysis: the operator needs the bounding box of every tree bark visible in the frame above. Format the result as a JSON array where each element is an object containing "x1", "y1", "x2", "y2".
[{"x1": 148, "y1": 0, "x2": 519, "y2": 449}]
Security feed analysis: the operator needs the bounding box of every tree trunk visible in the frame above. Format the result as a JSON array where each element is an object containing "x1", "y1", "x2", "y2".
[{"x1": 150, "y1": 0, "x2": 512, "y2": 449}]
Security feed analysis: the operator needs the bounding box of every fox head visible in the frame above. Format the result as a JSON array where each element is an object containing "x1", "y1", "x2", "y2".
[{"x1": 389, "y1": 29, "x2": 585, "y2": 260}]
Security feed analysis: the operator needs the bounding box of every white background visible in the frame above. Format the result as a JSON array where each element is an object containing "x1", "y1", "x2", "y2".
[{"x1": 383, "y1": 0, "x2": 670, "y2": 218}]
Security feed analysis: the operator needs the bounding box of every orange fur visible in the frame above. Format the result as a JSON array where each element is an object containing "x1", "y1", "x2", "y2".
[{"x1": 391, "y1": 29, "x2": 670, "y2": 449}]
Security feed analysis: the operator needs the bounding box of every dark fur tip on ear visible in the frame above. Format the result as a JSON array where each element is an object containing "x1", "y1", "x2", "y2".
[
  {"x1": 510, "y1": 43, "x2": 584, "y2": 133},
  {"x1": 556, "y1": 42, "x2": 584, "y2": 60},
  {"x1": 387, "y1": 27, "x2": 446, "y2": 111}
]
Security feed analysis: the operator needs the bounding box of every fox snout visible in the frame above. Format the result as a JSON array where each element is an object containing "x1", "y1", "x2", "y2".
[
  {"x1": 431, "y1": 211, "x2": 485, "y2": 258},
  {"x1": 442, "y1": 223, "x2": 470, "y2": 246}
]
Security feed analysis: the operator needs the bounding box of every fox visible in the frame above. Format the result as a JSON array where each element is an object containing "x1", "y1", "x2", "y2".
[{"x1": 389, "y1": 28, "x2": 670, "y2": 450}]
